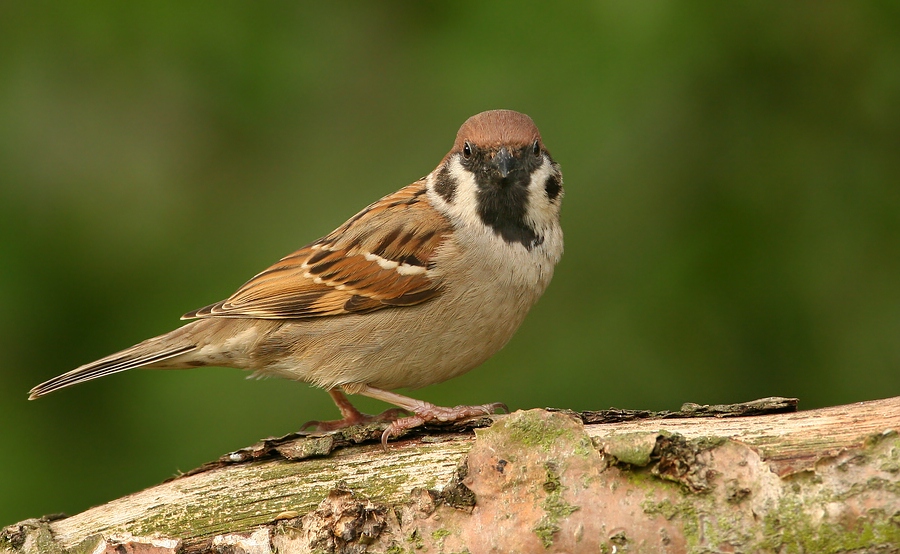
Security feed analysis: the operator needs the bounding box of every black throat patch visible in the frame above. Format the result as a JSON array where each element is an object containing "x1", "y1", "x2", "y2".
[{"x1": 461, "y1": 145, "x2": 544, "y2": 250}]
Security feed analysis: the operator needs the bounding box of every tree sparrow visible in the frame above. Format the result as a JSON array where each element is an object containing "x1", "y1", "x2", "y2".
[{"x1": 29, "y1": 109, "x2": 564, "y2": 445}]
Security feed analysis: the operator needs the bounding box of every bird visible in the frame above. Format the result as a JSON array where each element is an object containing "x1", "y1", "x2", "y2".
[{"x1": 28, "y1": 109, "x2": 564, "y2": 446}]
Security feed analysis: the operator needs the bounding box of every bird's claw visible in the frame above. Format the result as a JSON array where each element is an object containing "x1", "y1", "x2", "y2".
[
  {"x1": 301, "y1": 407, "x2": 410, "y2": 433},
  {"x1": 380, "y1": 401, "x2": 508, "y2": 449}
]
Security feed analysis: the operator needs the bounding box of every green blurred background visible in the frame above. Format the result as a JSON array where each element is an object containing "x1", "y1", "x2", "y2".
[{"x1": 2, "y1": 1, "x2": 899, "y2": 525}]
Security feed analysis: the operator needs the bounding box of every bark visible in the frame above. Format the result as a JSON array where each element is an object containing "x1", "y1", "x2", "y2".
[{"x1": 3, "y1": 396, "x2": 900, "y2": 554}]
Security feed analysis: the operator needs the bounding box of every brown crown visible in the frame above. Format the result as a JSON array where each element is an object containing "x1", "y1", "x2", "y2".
[{"x1": 452, "y1": 110, "x2": 542, "y2": 152}]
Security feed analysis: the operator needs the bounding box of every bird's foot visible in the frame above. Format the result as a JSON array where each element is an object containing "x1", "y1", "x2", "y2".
[
  {"x1": 302, "y1": 387, "x2": 409, "y2": 432},
  {"x1": 381, "y1": 401, "x2": 508, "y2": 448},
  {"x1": 301, "y1": 408, "x2": 409, "y2": 432}
]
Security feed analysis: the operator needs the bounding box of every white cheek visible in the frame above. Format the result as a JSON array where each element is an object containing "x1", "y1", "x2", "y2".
[
  {"x1": 527, "y1": 160, "x2": 553, "y2": 198},
  {"x1": 525, "y1": 159, "x2": 562, "y2": 231},
  {"x1": 426, "y1": 156, "x2": 482, "y2": 229}
]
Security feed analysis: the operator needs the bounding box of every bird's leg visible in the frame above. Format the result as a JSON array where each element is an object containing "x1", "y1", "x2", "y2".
[
  {"x1": 301, "y1": 388, "x2": 408, "y2": 432},
  {"x1": 352, "y1": 385, "x2": 508, "y2": 447}
]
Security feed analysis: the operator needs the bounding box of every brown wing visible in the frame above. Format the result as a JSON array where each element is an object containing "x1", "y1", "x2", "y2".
[{"x1": 182, "y1": 183, "x2": 450, "y2": 320}]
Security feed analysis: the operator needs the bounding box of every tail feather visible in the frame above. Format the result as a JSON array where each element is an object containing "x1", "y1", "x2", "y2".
[{"x1": 29, "y1": 338, "x2": 197, "y2": 400}]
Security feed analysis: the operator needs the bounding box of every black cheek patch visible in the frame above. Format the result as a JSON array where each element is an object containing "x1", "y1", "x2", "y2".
[
  {"x1": 544, "y1": 174, "x2": 562, "y2": 201},
  {"x1": 434, "y1": 164, "x2": 457, "y2": 203}
]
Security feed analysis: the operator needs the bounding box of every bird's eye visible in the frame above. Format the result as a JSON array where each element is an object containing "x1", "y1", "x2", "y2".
[
  {"x1": 463, "y1": 141, "x2": 472, "y2": 159},
  {"x1": 532, "y1": 140, "x2": 541, "y2": 157}
]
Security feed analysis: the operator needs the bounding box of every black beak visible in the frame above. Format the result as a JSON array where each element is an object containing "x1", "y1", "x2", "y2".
[{"x1": 494, "y1": 147, "x2": 513, "y2": 179}]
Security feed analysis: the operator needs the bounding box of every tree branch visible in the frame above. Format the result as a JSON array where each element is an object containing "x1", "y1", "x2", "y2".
[{"x1": 4, "y1": 397, "x2": 900, "y2": 553}]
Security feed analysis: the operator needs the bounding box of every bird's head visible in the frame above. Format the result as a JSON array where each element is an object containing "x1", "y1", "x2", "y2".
[{"x1": 430, "y1": 110, "x2": 563, "y2": 250}]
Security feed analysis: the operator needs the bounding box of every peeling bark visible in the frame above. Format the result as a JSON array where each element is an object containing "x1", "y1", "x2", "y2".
[{"x1": 3, "y1": 397, "x2": 900, "y2": 554}]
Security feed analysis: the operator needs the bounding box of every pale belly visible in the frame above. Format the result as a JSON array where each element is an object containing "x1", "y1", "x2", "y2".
[{"x1": 251, "y1": 279, "x2": 539, "y2": 391}]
